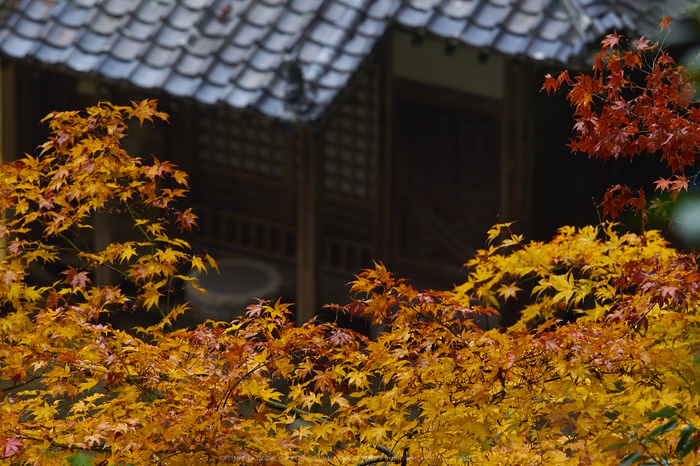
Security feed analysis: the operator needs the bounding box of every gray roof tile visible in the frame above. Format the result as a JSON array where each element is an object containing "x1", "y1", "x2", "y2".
[
  {"x1": 524, "y1": 36, "x2": 560, "y2": 60},
  {"x1": 218, "y1": 42, "x2": 248, "y2": 63},
  {"x1": 303, "y1": 61, "x2": 324, "y2": 81},
  {"x1": 343, "y1": 33, "x2": 373, "y2": 55},
  {"x1": 248, "y1": 47, "x2": 282, "y2": 69},
  {"x1": 319, "y1": 68, "x2": 350, "y2": 88},
  {"x1": 257, "y1": 94, "x2": 285, "y2": 116},
  {"x1": 90, "y1": 10, "x2": 125, "y2": 34},
  {"x1": 23, "y1": 0, "x2": 57, "y2": 22},
  {"x1": 194, "y1": 82, "x2": 225, "y2": 103},
  {"x1": 438, "y1": 0, "x2": 477, "y2": 19},
  {"x1": 244, "y1": 2, "x2": 283, "y2": 26},
  {"x1": 76, "y1": 29, "x2": 112, "y2": 53},
  {"x1": 123, "y1": 18, "x2": 158, "y2": 40},
  {"x1": 394, "y1": 5, "x2": 433, "y2": 28},
  {"x1": 331, "y1": 52, "x2": 361, "y2": 71},
  {"x1": 206, "y1": 61, "x2": 239, "y2": 85},
  {"x1": 34, "y1": 42, "x2": 65, "y2": 63},
  {"x1": 130, "y1": 62, "x2": 170, "y2": 87},
  {"x1": 176, "y1": 51, "x2": 211, "y2": 75},
  {"x1": 111, "y1": 34, "x2": 145, "y2": 61},
  {"x1": 185, "y1": 33, "x2": 220, "y2": 55},
  {"x1": 592, "y1": 10, "x2": 624, "y2": 34},
  {"x1": 322, "y1": 2, "x2": 352, "y2": 23},
  {"x1": 275, "y1": 9, "x2": 307, "y2": 33},
  {"x1": 199, "y1": 14, "x2": 238, "y2": 36},
  {"x1": 154, "y1": 23, "x2": 186, "y2": 46},
  {"x1": 315, "y1": 45, "x2": 337, "y2": 65},
  {"x1": 366, "y1": 0, "x2": 398, "y2": 18},
  {"x1": 470, "y1": 2, "x2": 510, "y2": 29},
  {"x1": 289, "y1": 0, "x2": 320, "y2": 14},
  {"x1": 231, "y1": 20, "x2": 265, "y2": 46},
  {"x1": 99, "y1": 55, "x2": 137, "y2": 78},
  {"x1": 11, "y1": 16, "x2": 44, "y2": 39},
  {"x1": 503, "y1": 8, "x2": 540, "y2": 35},
  {"x1": 267, "y1": 74, "x2": 286, "y2": 97},
  {"x1": 356, "y1": 17, "x2": 386, "y2": 37},
  {"x1": 309, "y1": 20, "x2": 348, "y2": 46},
  {"x1": 142, "y1": 42, "x2": 179, "y2": 67},
  {"x1": 73, "y1": 0, "x2": 100, "y2": 8},
  {"x1": 460, "y1": 22, "x2": 499, "y2": 48},
  {"x1": 533, "y1": 12, "x2": 570, "y2": 40},
  {"x1": 518, "y1": 0, "x2": 548, "y2": 14},
  {"x1": 0, "y1": 31, "x2": 36, "y2": 57},
  {"x1": 181, "y1": 0, "x2": 210, "y2": 9},
  {"x1": 315, "y1": 87, "x2": 336, "y2": 104},
  {"x1": 493, "y1": 30, "x2": 529, "y2": 54},
  {"x1": 65, "y1": 47, "x2": 102, "y2": 71},
  {"x1": 335, "y1": 0, "x2": 371, "y2": 10},
  {"x1": 407, "y1": 0, "x2": 442, "y2": 11},
  {"x1": 102, "y1": 0, "x2": 140, "y2": 17},
  {"x1": 236, "y1": 67, "x2": 272, "y2": 89},
  {"x1": 163, "y1": 71, "x2": 201, "y2": 95},
  {"x1": 299, "y1": 40, "x2": 321, "y2": 62},
  {"x1": 427, "y1": 13, "x2": 465, "y2": 37},
  {"x1": 167, "y1": 4, "x2": 201, "y2": 29},
  {"x1": 53, "y1": 1, "x2": 92, "y2": 27},
  {"x1": 260, "y1": 29, "x2": 293, "y2": 51},
  {"x1": 0, "y1": 0, "x2": 668, "y2": 123},
  {"x1": 225, "y1": 87, "x2": 260, "y2": 107},
  {"x1": 135, "y1": 0, "x2": 173, "y2": 23}
]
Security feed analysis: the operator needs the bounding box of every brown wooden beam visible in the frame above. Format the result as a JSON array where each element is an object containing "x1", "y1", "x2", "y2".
[
  {"x1": 0, "y1": 60, "x2": 17, "y2": 260},
  {"x1": 295, "y1": 129, "x2": 318, "y2": 324},
  {"x1": 500, "y1": 61, "x2": 534, "y2": 230},
  {"x1": 0, "y1": 60, "x2": 17, "y2": 165}
]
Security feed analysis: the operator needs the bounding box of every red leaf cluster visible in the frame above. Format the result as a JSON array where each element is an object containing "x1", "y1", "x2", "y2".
[{"x1": 543, "y1": 16, "x2": 698, "y2": 222}]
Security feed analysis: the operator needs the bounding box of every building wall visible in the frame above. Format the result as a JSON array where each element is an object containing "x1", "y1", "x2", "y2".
[{"x1": 391, "y1": 30, "x2": 505, "y2": 101}]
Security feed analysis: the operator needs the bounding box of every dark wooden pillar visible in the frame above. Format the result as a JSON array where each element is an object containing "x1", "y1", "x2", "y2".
[
  {"x1": 0, "y1": 61, "x2": 17, "y2": 260},
  {"x1": 0, "y1": 60, "x2": 16, "y2": 165},
  {"x1": 375, "y1": 51, "x2": 393, "y2": 266},
  {"x1": 501, "y1": 61, "x2": 534, "y2": 230},
  {"x1": 296, "y1": 129, "x2": 319, "y2": 324}
]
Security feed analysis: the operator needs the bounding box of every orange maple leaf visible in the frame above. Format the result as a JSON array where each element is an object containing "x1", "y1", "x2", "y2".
[{"x1": 660, "y1": 15, "x2": 673, "y2": 32}]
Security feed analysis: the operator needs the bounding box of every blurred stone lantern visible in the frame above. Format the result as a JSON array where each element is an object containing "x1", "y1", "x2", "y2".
[{"x1": 186, "y1": 258, "x2": 283, "y2": 321}]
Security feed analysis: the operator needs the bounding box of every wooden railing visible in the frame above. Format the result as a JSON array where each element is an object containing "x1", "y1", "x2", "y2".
[{"x1": 194, "y1": 205, "x2": 373, "y2": 275}]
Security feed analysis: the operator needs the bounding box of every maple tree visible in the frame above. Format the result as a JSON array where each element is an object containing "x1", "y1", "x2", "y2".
[
  {"x1": 2, "y1": 17, "x2": 700, "y2": 466},
  {"x1": 543, "y1": 15, "x2": 695, "y2": 225}
]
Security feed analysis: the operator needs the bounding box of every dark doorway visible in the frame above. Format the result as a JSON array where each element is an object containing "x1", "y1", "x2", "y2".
[{"x1": 392, "y1": 79, "x2": 502, "y2": 282}]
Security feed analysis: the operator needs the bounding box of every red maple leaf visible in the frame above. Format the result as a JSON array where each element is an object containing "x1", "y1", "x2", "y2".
[
  {"x1": 654, "y1": 178, "x2": 672, "y2": 192},
  {"x1": 329, "y1": 328, "x2": 352, "y2": 347},
  {"x1": 601, "y1": 32, "x2": 622, "y2": 49},
  {"x1": 542, "y1": 74, "x2": 559, "y2": 94},
  {"x1": 176, "y1": 208, "x2": 198, "y2": 232},
  {"x1": 1, "y1": 436, "x2": 22, "y2": 458},
  {"x1": 634, "y1": 37, "x2": 650, "y2": 52},
  {"x1": 61, "y1": 266, "x2": 92, "y2": 290},
  {"x1": 56, "y1": 131, "x2": 72, "y2": 149}
]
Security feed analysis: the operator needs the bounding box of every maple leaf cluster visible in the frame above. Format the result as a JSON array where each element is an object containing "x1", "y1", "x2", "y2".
[
  {"x1": 3, "y1": 22, "x2": 700, "y2": 465},
  {"x1": 543, "y1": 16, "x2": 698, "y2": 224}
]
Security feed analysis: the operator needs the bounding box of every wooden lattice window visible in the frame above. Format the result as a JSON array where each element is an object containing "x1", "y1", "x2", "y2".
[
  {"x1": 196, "y1": 106, "x2": 288, "y2": 180},
  {"x1": 320, "y1": 68, "x2": 380, "y2": 199}
]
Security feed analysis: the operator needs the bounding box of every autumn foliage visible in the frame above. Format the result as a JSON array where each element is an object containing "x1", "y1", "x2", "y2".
[
  {"x1": 2, "y1": 18, "x2": 700, "y2": 466},
  {"x1": 543, "y1": 16, "x2": 697, "y2": 224}
]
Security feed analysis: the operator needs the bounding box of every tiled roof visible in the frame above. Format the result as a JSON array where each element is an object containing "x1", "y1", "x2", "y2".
[{"x1": 0, "y1": 0, "x2": 663, "y2": 122}]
